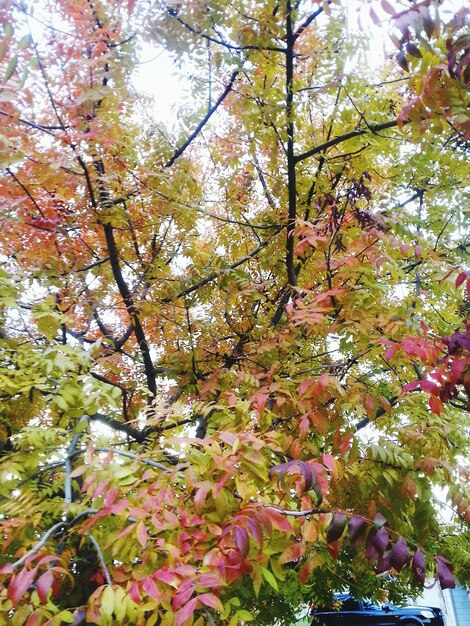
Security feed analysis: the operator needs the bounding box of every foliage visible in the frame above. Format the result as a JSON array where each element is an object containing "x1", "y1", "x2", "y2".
[{"x1": 0, "y1": 0, "x2": 469, "y2": 624}]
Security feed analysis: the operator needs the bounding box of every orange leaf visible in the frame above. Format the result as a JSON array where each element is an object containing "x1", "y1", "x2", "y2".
[{"x1": 278, "y1": 542, "x2": 305, "y2": 564}]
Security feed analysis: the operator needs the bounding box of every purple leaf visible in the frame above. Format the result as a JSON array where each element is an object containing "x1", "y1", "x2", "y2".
[
  {"x1": 397, "y1": 51, "x2": 409, "y2": 72},
  {"x1": 390, "y1": 537, "x2": 411, "y2": 572},
  {"x1": 377, "y1": 553, "x2": 391, "y2": 573},
  {"x1": 365, "y1": 541, "x2": 380, "y2": 563},
  {"x1": 406, "y1": 42, "x2": 422, "y2": 58},
  {"x1": 373, "y1": 513, "x2": 387, "y2": 529},
  {"x1": 436, "y1": 556, "x2": 455, "y2": 590},
  {"x1": 420, "y1": 6, "x2": 434, "y2": 39},
  {"x1": 234, "y1": 526, "x2": 249, "y2": 559},
  {"x1": 326, "y1": 512, "x2": 347, "y2": 543},
  {"x1": 373, "y1": 526, "x2": 390, "y2": 553},
  {"x1": 412, "y1": 548, "x2": 425, "y2": 584},
  {"x1": 348, "y1": 515, "x2": 366, "y2": 544}
]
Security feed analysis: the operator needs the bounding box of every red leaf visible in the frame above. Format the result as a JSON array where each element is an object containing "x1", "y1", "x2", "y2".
[
  {"x1": 155, "y1": 569, "x2": 178, "y2": 585},
  {"x1": 364, "y1": 394, "x2": 376, "y2": 416},
  {"x1": 26, "y1": 611, "x2": 43, "y2": 626},
  {"x1": 397, "y1": 51, "x2": 409, "y2": 72},
  {"x1": 420, "y1": 379, "x2": 440, "y2": 395},
  {"x1": 338, "y1": 433, "x2": 353, "y2": 456},
  {"x1": 264, "y1": 508, "x2": 293, "y2": 532},
  {"x1": 455, "y1": 271, "x2": 468, "y2": 288},
  {"x1": 175, "y1": 597, "x2": 198, "y2": 626},
  {"x1": 246, "y1": 518, "x2": 263, "y2": 547},
  {"x1": 429, "y1": 395, "x2": 443, "y2": 416},
  {"x1": 36, "y1": 570, "x2": 54, "y2": 604}
]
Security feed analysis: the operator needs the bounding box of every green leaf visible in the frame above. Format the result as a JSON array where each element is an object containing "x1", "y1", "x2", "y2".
[
  {"x1": 4, "y1": 55, "x2": 17, "y2": 81},
  {"x1": 261, "y1": 567, "x2": 278, "y2": 591}
]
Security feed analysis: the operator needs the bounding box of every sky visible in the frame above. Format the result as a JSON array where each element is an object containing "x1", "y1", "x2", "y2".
[{"x1": 132, "y1": 0, "x2": 465, "y2": 127}]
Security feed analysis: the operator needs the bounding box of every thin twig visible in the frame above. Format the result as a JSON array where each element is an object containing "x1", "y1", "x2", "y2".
[
  {"x1": 295, "y1": 119, "x2": 400, "y2": 164},
  {"x1": 165, "y1": 71, "x2": 240, "y2": 168},
  {"x1": 87, "y1": 533, "x2": 112, "y2": 585}
]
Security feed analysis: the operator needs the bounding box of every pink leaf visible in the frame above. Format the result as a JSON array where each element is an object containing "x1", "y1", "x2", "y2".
[
  {"x1": 322, "y1": 453, "x2": 338, "y2": 481},
  {"x1": 36, "y1": 570, "x2": 53, "y2": 604},
  {"x1": 198, "y1": 593, "x2": 223, "y2": 612},
  {"x1": 385, "y1": 344, "x2": 398, "y2": 362},
  {"x1": 175, "y1": 597, "x2": 198, "y2": 626},
  {"x1": 381, "y1": 0, "x2": 395, "y2": 15},
  {"x1": 142, "y1": 576, "x2": 160, "y2": 601},
  {"x1": 104, "y1": 487, "x2": 117, "y2": 508},
  {"x1": 8, "y1": 567, "x2": 38, "y2": 607},
  {"x1": 136, "y1": 521, "x2": 148, "y2": 548},
  {"x1": 173, "y1": 586, "x2": 195, "y2": 611},
  {"x1": 128, "y1": 580, "x2": 140, "y2": 603},
  {"x1": 299, "y1": 378, "x2": 314, "y2": 396},
  {"x1": 402, "y1": 380, "x2": 421, "y2": 393}
]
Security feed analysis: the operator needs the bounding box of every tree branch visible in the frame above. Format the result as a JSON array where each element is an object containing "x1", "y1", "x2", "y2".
[
  {"x1": 10, "y1": 510, "x2": 98, "y2": 570},
  {"x1": 285, "y1": 0, "x2": 298, "y2": 288},
  {"x1": 165, "y1": 70, "x2": 240, "y2": 168},
  {"x1": 293, "y1": 2, "x2": 329, "y2": 40},
  {"x1": 89, "y1": 412, "x2": 145, "y2": 443},
  {"x1": 163, "y1": 230, "x2": 282, "y2": 302},
  {"x1": 294, "y1": 119, "x2": 400, "y2": 164},
  {"x1": 86, "y1": 533, "x2": 112, "y2": 585}
]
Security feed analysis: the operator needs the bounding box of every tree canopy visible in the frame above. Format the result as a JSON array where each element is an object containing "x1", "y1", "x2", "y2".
[{"x1": 0, "y1": 0, "x2": 469, "y2": 624}]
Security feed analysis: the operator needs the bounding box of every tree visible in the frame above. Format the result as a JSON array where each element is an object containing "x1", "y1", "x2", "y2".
[{"x1": 0, "y1": 0, "x2": 468, "y2": 624}]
